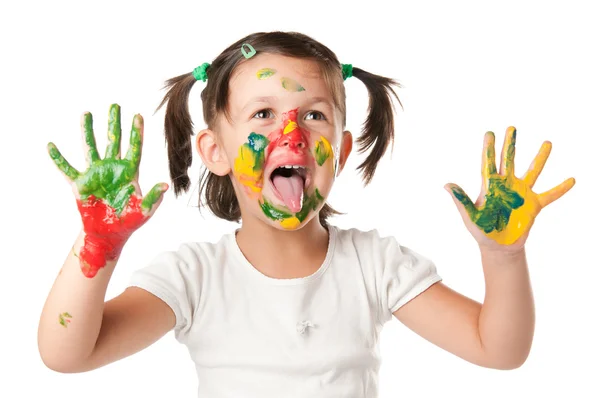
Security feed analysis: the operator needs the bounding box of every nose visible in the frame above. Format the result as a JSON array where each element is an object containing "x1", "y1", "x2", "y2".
[{"x1": 278, "y1": 137, "x2": 305, "y2": 150}]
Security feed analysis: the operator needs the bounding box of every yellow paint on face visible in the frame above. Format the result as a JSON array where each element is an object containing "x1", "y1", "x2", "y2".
[
  {"x1": 283, "y1": 120, "x2": 298, "y2": 135},
  {"x1": 280, "y1": 217, "x2": 301, "y2": 229},
  {"x1": 314, "y1": 136, "x2": 333, "y2": 171},
  {"x1": 233, "y1": 133, "x2": 269, "y2": 197}
]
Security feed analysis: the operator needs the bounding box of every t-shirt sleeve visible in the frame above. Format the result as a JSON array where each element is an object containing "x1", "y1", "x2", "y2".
[
  {"x1": 379, "y1": 238, "x2": 442, "y2": 323},
  {"x1": 128, "y1": 244, "x2": 201, "y2": 342}
]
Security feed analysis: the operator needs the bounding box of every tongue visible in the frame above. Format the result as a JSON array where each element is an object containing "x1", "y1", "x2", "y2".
[{"x1": 272, "y1": 174, "x2": 304, "y2": 213}]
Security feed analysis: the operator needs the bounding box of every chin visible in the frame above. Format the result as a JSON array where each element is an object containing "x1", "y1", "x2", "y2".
[{"x1": 256, "y1": 184, "x2": 327, "y2": 231}]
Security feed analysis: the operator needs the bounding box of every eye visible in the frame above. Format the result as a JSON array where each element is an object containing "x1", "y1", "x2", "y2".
[
  {"x1": 253, "y1": 109, "x2": 274, "y2": 119},
  {"x1": 305, "y1": 111, "x2": 326, "y2": 121}
]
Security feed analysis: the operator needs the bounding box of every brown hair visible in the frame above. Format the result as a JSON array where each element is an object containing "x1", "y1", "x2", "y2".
[{"x1": 157, "y1": 31, "x2": 401, "y2": 224}]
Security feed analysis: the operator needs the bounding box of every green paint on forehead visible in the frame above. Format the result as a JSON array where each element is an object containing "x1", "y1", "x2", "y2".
[
  {"x1": 281, "y1": 77, "x2": 305, "y2": 92},
  {"x1": 257, "y1": 68, "x2": 276, "y2": 80}
]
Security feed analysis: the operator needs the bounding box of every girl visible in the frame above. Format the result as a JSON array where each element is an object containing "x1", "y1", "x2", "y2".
[{"x1": 38, "y1": 31, "x2": 575, "y2": 397}]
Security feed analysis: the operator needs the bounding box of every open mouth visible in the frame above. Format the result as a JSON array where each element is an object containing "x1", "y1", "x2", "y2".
[{"x1": 269, "y1": 165, "x2": 309, "y2": 213}]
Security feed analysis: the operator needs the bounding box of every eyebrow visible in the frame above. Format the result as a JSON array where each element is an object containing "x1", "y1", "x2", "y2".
[
  {"x1": 241, "y1": 96, "x2": 335, "y2": 113},
  {"x1": 241, "y1": 96, "x2": 278, "y2": 113}
]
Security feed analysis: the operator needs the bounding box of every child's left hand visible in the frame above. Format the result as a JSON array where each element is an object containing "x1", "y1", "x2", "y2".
[{"x1": 445, "y1": 126, "x2": 575, "y2": 251}]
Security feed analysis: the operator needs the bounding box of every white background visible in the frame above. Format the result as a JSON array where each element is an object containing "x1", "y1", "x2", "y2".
[{"x1": 1, "y1": 0, "x2": 598, "y2": 397}]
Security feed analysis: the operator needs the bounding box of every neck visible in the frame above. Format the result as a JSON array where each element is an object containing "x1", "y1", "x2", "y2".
[{"x1": 235, "y1": 214, "x2": 329, "y2": 279}]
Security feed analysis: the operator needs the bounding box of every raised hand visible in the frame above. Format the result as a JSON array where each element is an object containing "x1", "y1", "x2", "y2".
[
  {"x1": 48, "y1": 104, "x2": 168, "y2": 277},
  {"x1": 446, "y1": 127, "x2": 575, "y2": 247}
]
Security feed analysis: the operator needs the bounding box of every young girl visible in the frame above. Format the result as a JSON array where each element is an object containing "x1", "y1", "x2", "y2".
[{"x1": 38, "y1": 31, "x2": 575, "y2": 397}]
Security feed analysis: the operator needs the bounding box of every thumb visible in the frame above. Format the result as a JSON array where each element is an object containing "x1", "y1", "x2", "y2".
[
  {"x1": 141, "y1": 182, "x2": 170, "y2": 217},
  {"x1": 444, "y1": 183, "x2": 477, "y2": 226}
]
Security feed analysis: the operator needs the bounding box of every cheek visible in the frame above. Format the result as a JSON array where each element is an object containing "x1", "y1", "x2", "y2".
[
  {"x1": 232, "y1": 132, "x2": 270, "y2": 198},
  {"x1": 312, "y1": 135, "x2": 337, "y2": 175}
]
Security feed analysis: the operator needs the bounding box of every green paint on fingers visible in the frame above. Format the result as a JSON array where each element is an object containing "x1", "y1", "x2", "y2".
[
  {"x1": 83, "y1": 113, "x2": 100, "y2": 163},
  {"x1": 125, "y1": 115, "x2": 142, "y2": 168},
  {"x1": 141, "y1": 183, "x2": 167, "y2": 213},
  {"x1": 105, "y1": 104, "x2": 122, "y2": 159},
  {"x1": 48, "y1": 143, "x2": 80, "y2": 180}
]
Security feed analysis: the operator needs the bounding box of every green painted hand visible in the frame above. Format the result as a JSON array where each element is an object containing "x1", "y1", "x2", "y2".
[{"x1": 47, "y1": 104, "x2": 168, "y2": 277}]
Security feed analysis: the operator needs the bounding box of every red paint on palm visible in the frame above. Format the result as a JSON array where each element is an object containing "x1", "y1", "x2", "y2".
[{"x1": 76, "y1": 195, "x2": 147, "y2": 278}]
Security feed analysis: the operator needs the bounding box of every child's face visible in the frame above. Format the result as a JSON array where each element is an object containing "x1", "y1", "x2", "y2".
[{"x1": 216, "y1": 53, "x2": 348, "y2": 230}]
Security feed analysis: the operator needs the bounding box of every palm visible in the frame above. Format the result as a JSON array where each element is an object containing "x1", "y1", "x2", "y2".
[{"x1": 449, "y1": 127, "x2": 575, "y2": 246}]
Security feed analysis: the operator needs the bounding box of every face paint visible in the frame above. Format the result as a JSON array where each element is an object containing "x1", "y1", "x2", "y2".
[
  {"x1": 59, "y1": 312, "x2": 72, "y2": 328},
  {"x1": 265, "y1": 109, "x2": 311, "y2": 213},
  {"x1": 234, "y1": 133, "x2": 270, "y2": 197},
  {"x1": 451, "y1": 127, "x2": 575, "y2": 245},
  {"x1": 47, "y1": 104, "x2": 167, "y2": 278},
  {"x1": 281, "y1": 77, "x2": 305, "y2": 92},
  {"x1": 260, "y1": 188, "x2": 324, "y2": 229},
  {"x1": 256, "y1": 68, "x2": 276, "y2": 80},
  {"x1": 314, "y1": 136, "x2": 333, "y2": 167}
]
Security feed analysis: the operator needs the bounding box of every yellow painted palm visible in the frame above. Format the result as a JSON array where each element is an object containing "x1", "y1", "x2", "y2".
[{"x1": 447, "y1": 127, "x2": 575, "y2": 246}]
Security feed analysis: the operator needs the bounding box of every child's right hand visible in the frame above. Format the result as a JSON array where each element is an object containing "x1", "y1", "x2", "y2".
[{"x1": 47, "y1": 104, "x2": 168, "y2": 278}]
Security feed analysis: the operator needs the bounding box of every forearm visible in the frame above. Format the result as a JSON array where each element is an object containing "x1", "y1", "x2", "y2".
[
  {"x1": 38, "y1": 231, "x2": 118, "y2": 372},
  {"x1": 478, "y1": 247, "x2": 535, "y2": 368}
]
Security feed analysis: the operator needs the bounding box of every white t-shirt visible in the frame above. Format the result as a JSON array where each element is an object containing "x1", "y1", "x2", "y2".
[{"x1": 129, "y1": 225, "x2": 441, "y2": 398}]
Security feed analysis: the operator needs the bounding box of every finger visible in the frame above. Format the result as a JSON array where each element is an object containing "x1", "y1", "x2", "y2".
[
  {"x1": 445, "y1": 183, "x2": 478, "y2": 222},
  {"x1": 522, "y1": 141, "x2": 552, "y2": 187},
  {"x1": 124, "y1": 114, "x2": 143, "y2": 170},
  {"x1": 81, "y1": 112, "x2": 100, "y2": 165},
  {"x1": 481, "y1": 131, "x2": 497, "y2": 188},
  {"x1": 538, "y1": 177, "x2": 575, "y2": 208},
  {"x1": 47, "y1": 142, "x2": 80, "y2": 181},
  {"x1": 105, "y1": 104, "x2": 122, "y2": 159},
  {"x1": 141, "y1": 183, "x2": 169, "y2": 216},
  {"x1": 499, "y1": 126, "x2": 517, "y2": 177}
]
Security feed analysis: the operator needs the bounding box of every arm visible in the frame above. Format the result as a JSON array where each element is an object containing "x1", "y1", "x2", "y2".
[
  {"x1": 38, "y1": 232, "x2": 175, "y2": 373},
  {"x1": 38, "y1": 104, "x2": 170, "y2": 373},
  {"x1": 394, "y1": 126, "x2": 573, "y2": 369},
  {"x1": 394, "y1": 248, "x2": 533, "y2": 369}
]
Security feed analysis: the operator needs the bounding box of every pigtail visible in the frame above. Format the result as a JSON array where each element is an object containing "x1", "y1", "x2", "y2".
[
  {"x1": 351, "y1": 67, "x2": 402, "y2": 184},
  {"x1": 156, "y1": 72, "x2": 199, "y2": 196}
]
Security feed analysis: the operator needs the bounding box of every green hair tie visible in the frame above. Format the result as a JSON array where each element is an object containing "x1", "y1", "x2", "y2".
[
  {"x1": 193, "y1": 62, "x2": 210, "y2": 82},
  {"x1": 341, "y1": 64, "x2": 353, "y2": 80}
]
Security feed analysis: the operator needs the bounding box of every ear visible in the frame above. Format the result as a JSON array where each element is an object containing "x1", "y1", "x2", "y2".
[
  {"x1": 336, "y1": 130, "x2": 353, "y2": 176},
  {"x1": 195, "y1": 129, "x2": 231, "y2": 176}
]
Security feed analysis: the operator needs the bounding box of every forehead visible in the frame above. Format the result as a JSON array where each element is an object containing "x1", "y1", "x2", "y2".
[{"x1": 228, "y1": 53, "x2": 335, "y2": 109}]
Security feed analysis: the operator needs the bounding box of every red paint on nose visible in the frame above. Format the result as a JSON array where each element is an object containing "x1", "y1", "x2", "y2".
[{"x1": 266, "y1": 108, "x2": 309, "y2": 155}]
